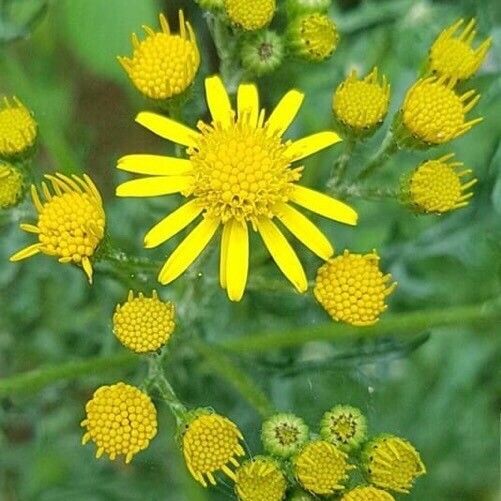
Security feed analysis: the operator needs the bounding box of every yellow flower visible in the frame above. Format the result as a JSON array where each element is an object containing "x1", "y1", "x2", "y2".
[
  {"x1": 113, "y1": 290, "x2": 175, "y2": 353},
  {"x1": 341, "y1": 486, "x2": 395, "y2": 501},
  {"x1": 0, "y1": 163, "x2": 24, "y2": 208},
  {"x1": 293, "y1": 440, "x2": 353, "y2": 495},
  {"x1": 118, "y1": 11, "x2": 200, "y2": 101},
  {"x1": 81, "y1": 382, "x2": 158, "y2": 464},
  {"x1": 224, "y1": 0, "x2": 276, "y2": 31},
  {"x1": 10, "y1": 173, "x2": 105, "y2": 283},
  {"x1": 333, "y1": 68, "x2": 390, "y2": 132},
  {"x1": 361, "y1": 435, "x2": 426, "y2": 494},
  {"x1": 182, "y1": 409, "x2": 246, "y2": 487},
  {"x1": 314, "y1": 250, "x2": 396, "y2": 326},
  {"x1": 234, "y1": 457, "x2": 287, "y2": 501},
  {"x1": 290, "y1": 13, "x2": 339, "y2": 61},
  {"x1": 319, "y1": 405, "x2": 367, "y2": 451},
  {"x1": 399, "y1": 76, "x2": 481, "y2": 145},
  {"x1": 429, "y1": 19, "x2": 492, "y2": 81},
  {"x1": 116, "y1": 75, "x2": 357, "y2": 301},
  {"x1": 407, "y1": 153, "x2": 477, "y2": 214},
  {"x1": 0, "y1": 96, "x2": 37, "y2": 159}
]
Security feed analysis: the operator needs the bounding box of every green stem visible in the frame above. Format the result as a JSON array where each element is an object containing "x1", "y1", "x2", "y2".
[
  {"x1": 330, "y1": 184, "x2": 399, "y2": 201},
  {"x1": 328, "y1": 136, "x2": 357, "y2": 189},
  {"x1": 219, "y1": 299, "x2": 501, "y2": 353},
  {"x1": 193, "y1": 341, "x2": 274, "y2": 418},
  {"x1": 0, "y1": 352, "x2": 137, "y2": 398},
  {"x1": 356, "y1": 130, "x2": 398, "y2": 181}
]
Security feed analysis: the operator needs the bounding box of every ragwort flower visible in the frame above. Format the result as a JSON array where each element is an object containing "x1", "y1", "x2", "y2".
[
  {"x1": 117, "y1": 75, "x2": 357, "y2": 301},
  {"x1": 81, "y1": 382, "x2": 158, "y2": 463},
  {"x1": 234, "y1": 457, "x2": 287, "y2": 501},
  {"x1": 113, "y1": 290, "x2": 176, "y2": 353},
  {"x1": 0, "y1": 163, "x2": 25, "y2": 209},
  {"x1": 406, "y1": 153, "x2": 477, "y2": 214},
  {"x1": 118, "y1": 11, "x2": 200, "y2": 101},
  {"x1": 224, "y1": 0, "x2": 276, "y2": 31},
  {"x1": 10, "y1": 174, "x2": 105, "y2": 283},
  {"x1": 182, "y1": 409, "x2": 246, "y2": 487},
  {"x1": 429, "y1": 18, "x2": 492, "y2": 81},
  {"x1": 341, "y1": 486, "x2": 395, "y2": 500}
]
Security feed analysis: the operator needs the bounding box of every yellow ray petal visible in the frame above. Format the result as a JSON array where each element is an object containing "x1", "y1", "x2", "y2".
[
  {"x1": 225, "y1": 220, "x2": 249, "y2": 302},
  {"x1": 116, "y1": 176, "x2": 191, "y2": 197},
  {"x1": 205, "y1": 75, "x2": 233, "y2": 128},
  {"x1": 285, "y1": 131, "x2": 342, "y2": 161},
  {"x1": 82, "y1": 257, "x2": 94, "y2": 284},
  {"x1": 220, "y1": 223, "x2": 231, "y2": 289},
  {"x1": 135, "y1": 112, "x2": 198, "y2": 147},
  {"x1": 290, "y1": 185, "x2": 358, "y2": 226},
  {"x1": 276, "y1": 203, "x2": 334, "y2": 260},
  {"x1": 118, "y1": 155, "x2": 193, "y2": 176},
  {"x1": 158, "y1": 217, "x2": 220, "y2": 284},
  {"x1": 237, "y1": 83, "x2": 259, "y2": 127},
  {"x1": 257, "y1": 217, "x2": 307, "y2": 293},
  {"x1": 266, "y1": 89, "x2": 304, "y2": 136},
  {"x1": 144, "y1": 200, "x2": 203, "y2": 248},
  {"x1": 10, "y1": 243, "x2": 42, "y2": 262}
]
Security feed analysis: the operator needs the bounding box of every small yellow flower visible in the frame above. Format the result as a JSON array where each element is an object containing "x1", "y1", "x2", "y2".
[
  {"x1": 320, "y1": 405, "x2": 367, "y2": 451},
  {"x1": 399, "y1": 76, "x2": 481, "y2": 146},
  {"x1": 291, "y1": 13, "x2": 339, "y2": 61},
  {"x1": 182, "y1": 409, "x2": 246, "y2": 487},
  {"x1": 118, "y1": 11, "x2": 200, "y2": 101},
  {"x1": 407, "y1": 153, "x2": 477, "y2": 214},
  {"x1": 361, "y1": 435, "x2": 426, "y2": 494},
  {"x1": 293, "y1": 440, "x2": 353, "y2": 495},
  {"x1": 117, "y1": 75, "x2": 357, "y2": 301},
  {"x1": 81, "y1": 382, "x2": 158, "y2": 464},
  {"x1": 429, "y1": 19, "x2": 492, "y2": 81},
  {"x1": 224, "y1": 0, "x2": 276, "y2": 31},
  {"x1": 0, "y1": 163, "x2": 24, "y2": 208},
  {"x1": 341, "y1": 486, "x2": 395, "y2": 501},
  {"x1": 333, "y1": 68, "x2": 390, "y2": 132},
  {"x1": 113, "y1": 290, "x2": 175, "y2": 353},
  {"x1": 234, "y1": 457, "x2": 287, "y2": 501},
  {"x1": 314, "y1": 250, "x2": 396, "y2": 326},
  {"x1": 0, "y1": 97, "x2": 37, "y2": 159},
  {"x1": 10, "y1": 173, "x2": 105, "y2": 283}
]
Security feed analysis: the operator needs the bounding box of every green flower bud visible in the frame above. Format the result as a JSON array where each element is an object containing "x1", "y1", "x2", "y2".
[
  {"x1": 261, "y1": 413, "x2": 309, "y2": 458},
  {"x1": 241, "y1": 30, "x2": 284, "y2": 76},
  {"x1": 319, "y1": 404, "x2": 367, "y2": 451},
  {"x1": 288, "y1": 13, "x2": 339, "y2": 61},
  {"x1": 287, "y1": 0, "x2": 332, "y2": 14},
  {"x1": 195, "y1": 0, "x2": 224, "y2": 10},
  {"x1": 0, "y1": 163, "x2": 26, "y2": 209}
]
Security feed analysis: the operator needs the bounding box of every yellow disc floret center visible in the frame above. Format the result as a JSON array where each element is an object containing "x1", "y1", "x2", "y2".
[
  {"x1": 342, "y1": 486, "x2": 395, "y2": 500},
  {"x1": 430, "y1": 39, "x2": 477, "y2": 80},
  {"x1": 0, "y1": 106, "x2": 37, "y2": 156},
  {"x1": 0, "y1": 165, "x2": 23, "y2": 208},
  {"x1": 225, "y1": 0, "x2": 276, "y2": 31},
  {"x1": 403, "y1": 81, "x2": 464, "y2": 144},
  {"x1": 38, "y1": 191, "x2": 105, "y2": 264},
  {"x1": 189, "y1": 121, "x2": 301, "y2": 224},
  {"x1": 235, "y1": 459, "x2": 287, "y2": 501}
]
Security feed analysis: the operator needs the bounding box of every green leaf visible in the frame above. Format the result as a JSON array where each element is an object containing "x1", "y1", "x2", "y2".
[{"x1": 57, "y1": 0, "x2": 159, "y2": 83}]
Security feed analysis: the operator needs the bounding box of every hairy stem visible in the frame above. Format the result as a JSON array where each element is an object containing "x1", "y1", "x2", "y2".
[
  {"x1": 356, "y1": 130, "x2": 398, "y2": 181},
  {"x1": 328, "y1": 136, "x2": 357, "y2": 188}
]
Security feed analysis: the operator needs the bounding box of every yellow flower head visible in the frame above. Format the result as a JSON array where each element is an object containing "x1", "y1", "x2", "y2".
[
  {"x1": 429, "y1": 19, "x2": 492, "y2": 81},
  {"x1": 117, "y1": 75, "x2": 357, "y2": 301},
  {"x1": 113, "y1": 290, "x2": 176, "y2": 353},
  {"x1": 118, "y1": 11, "x2": 200, "y2": 101},
  {"x1": 333, "y1": 68, "x2": 390, "y2": 131},
  {"x1": 361, "y1": 435, "x2": 426, "y2": 494},
  {"x1": 224, "y1": 0, "x2": 276, "y2": 31},
  {"x1": 320, "y1": 405, "x2": 367, "y2": 451},
  {"x1": 400, "y1": 76, "x2": 481, "y2": 145},
  {"x1": 291, "y1": 13, "x2": 339, "y2": 61},
  {"x1": 0, "y1": 163, "x2": 24, "y2": 208},
  {"x1": 293, "y1": 440, "x2": 353, "y2": 495},
  {"x1": 314, "y1": 250, "x2": 396, "y2": 326},
  {"x1": 182, "y1": 409, "x2": 246, "y2": 487},
  {"x1": 341, "y1": 486, "x2": 395, "y2": 501},
  {"x1": 81, "y1": 382, "x2": 158, "y2": 464},
  {"x1": 0, "y1": 97, "x2": 37, "y2": 159},
  {"x1": 407, "y1": 153, "x2": 477, "y2": 214},
  {"x1": 234, "y1": 457, "x2": 287, "y2": 501},
  {"x1": 10, "y1": 173, "x2": 105, "y2": 283}
]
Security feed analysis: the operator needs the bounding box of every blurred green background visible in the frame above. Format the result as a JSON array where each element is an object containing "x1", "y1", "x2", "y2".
[{"x1": 1, "y1": 0, "x2": 500, "y2": 500}]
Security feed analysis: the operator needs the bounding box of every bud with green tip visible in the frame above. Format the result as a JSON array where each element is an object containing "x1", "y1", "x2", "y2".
[
  {"x1": 319, "y1": 404, "x2": 367, "y2": 451},
  {"x1": 261, "y1": 413, "x2": 309, "y2": 458},
  {"x1": 241, "y1": 30, "x2": 284, "y2": 76}
]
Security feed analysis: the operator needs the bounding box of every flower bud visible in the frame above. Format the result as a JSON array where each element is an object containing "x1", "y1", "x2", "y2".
[{"x1": 241, "y1": 30, "x2": 284, "y2": 76}]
